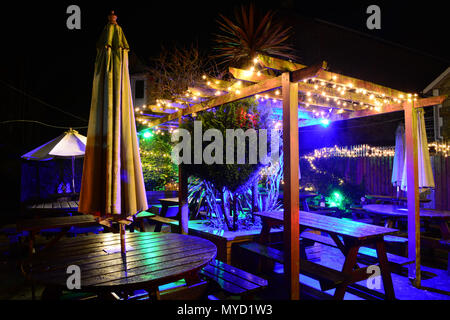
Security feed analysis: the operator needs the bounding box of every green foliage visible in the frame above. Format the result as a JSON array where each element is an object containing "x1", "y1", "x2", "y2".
[
  {"x1": 213, "y1": 3, "x2": 296, "y2": 67},
  {"x1": 300, "y1": 157, "x2": 365, "y2": 212},
  {"x1": 182, "y1": 98, "x2": 274, "y2": 230},
  {"x1": 139, "y1": 132, "x2": 178, "y2": 191},
  {"x1": 181, "y1": 98, "x2": 271, "y2": 194}
]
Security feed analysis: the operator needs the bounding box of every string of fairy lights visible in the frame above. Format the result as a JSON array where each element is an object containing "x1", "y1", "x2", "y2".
[
  {"x1": 134, "y1": 55, "x2": 421, "y2": 135},
  {"x1": 304, "y1": 145, "x2": 396, "y2": 160},
  {"x1": 301, "y1": 142, "x2": 450, "y2": 186},
  {"x1": 200, "y1": 56, "x2": 419, "y2": 121},
  {"x1": 428, "y1": 141, "x2": 450, "y2": 157},
  {"x1": 303, "y1": 142, "x2": 450, "y2": 161}
]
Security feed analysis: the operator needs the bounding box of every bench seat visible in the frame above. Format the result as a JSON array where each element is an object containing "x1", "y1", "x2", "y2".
[
  {"x1": 300, "y1": 231, "x2": 413, "y2": 268},
  {"x1": 134, "y1": 212, "x2": 178, "y2": 232},
  {"x1": 199, "y1": 259, "x2": 268, "y2": 298},
  {"x1": 238, "y1": 242, "x2": 346, "y2": 291}
]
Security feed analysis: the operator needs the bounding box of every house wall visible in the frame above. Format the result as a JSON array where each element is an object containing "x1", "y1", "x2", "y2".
[
  {"x1": 437, "y1": 77, "x2": 450, "y2": 140},
  {"x1": 130, "y1": 73, "x2": 152, "y2": 108}
]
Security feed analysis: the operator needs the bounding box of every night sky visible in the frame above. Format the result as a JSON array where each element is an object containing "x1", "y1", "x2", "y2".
[
  {"x1": 1, "y1": 1, "x2": 448, "y2": 130},
  {"x1": 0, "y1": 1, "x2": 448, "y2": 213}
]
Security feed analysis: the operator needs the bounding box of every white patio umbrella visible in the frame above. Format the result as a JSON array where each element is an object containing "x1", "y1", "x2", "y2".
[
  {"x1": 400, "y1": 108, "x2": 435, "y2": 191},
  {"x1": 21, "y1": 128, "x2": 87, "y2": 194},
  {"x1": 391, "y1": 124, "x2": 405, "y2": 197}
]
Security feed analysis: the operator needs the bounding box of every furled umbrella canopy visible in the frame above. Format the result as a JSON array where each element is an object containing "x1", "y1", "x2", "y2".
[
  {"x1": 78, "y1": 12, "x2": 148, "y2": 229},
  {"x1": 400, "y1": 109, "x2": 435, "y2": 191},
  {"x1": 21, "y1": 128, "x2": 86, "y2": 193},
  {"x1": 391, "y1": 124, "x2": 405, "y2": 196}
]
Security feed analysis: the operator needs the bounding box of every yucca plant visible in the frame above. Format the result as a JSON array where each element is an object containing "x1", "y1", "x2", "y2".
[{"x1": 213, "y1": 3, "x2": 296, "y2": 67}]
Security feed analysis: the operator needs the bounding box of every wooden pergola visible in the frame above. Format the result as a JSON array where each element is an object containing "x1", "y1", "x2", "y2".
[{"x1": 141, "y1": 54, "x2": 447, "y2": 299}]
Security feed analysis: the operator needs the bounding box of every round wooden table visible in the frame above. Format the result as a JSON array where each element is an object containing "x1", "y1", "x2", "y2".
[{"x1": 27, "y1": 232, "x2": 217, "y2": 299}]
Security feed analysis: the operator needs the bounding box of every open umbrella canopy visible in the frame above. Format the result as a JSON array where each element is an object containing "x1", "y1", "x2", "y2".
[
  {"x1": 78, "y1": 12, "x2": 148, "y2": 226},
  {"x1": 391, "y1": 124, "x2": 405, "y2": 188},
  {"x1": 401, "y1": 109, "x2": 435, "y2": 191},
  {"x1": 21, "y1": 128, "x2": 86, "y2": 161}
]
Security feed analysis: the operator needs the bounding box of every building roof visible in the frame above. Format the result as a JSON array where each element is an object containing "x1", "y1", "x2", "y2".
[
  {"x1": 129, "y1": 51, "x2": 150, "y2": 75},
  {"x1": 423, "y1": 67, "x2": 450, "y2": 94}
]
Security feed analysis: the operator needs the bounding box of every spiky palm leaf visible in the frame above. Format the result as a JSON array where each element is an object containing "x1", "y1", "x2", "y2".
[{"x1": 213, "y1": 4, "x2": 296, "y2": 66}]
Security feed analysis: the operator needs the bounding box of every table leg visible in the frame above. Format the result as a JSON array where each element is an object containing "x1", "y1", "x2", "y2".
[
  {"x1": 375, "y1": 240, "x2": 396, "y2": 300},
  {"x1": 28, "y1": 231, "x2": 36, "y2": 256},
  {"x1": 302, "y1": 199, "x2": 310, "y2": 212},
  {"x1": 185, "y1": 270, "x2": 202, "y2": 286},
  {"x1": 154, "y1": 204, "x2": 168, "y2": 232},
  {"x1": 258, "y1": 219, "x2": 272, "y2": 244},
  {"x1": 140, "y1": 219, "x2": 146, "y2": 232},
  {"x1": 41, "y1": 227, "x2": 70, "y2": 252},
  {"x1": 385, "y1": 219, "x2": 394, "y2": 229},
  {"x1": 334, "y1": 245, "x2": 360, "y2": 300}
]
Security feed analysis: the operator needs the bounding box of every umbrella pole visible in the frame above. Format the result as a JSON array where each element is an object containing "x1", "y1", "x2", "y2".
[
  {"x1": 71, "y1": 156, "x2": 76, "y2": 195},
  {"x1": 119, "y1": 223, "x2": 126, "y2": 256}
]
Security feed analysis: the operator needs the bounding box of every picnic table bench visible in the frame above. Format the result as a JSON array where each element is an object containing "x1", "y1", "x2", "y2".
[
  {"x1": 134, "y1": 198, "x2": 179, "y2": 232},
  {"x1": 134, "y1": 211, "x2": 178, "y2": 232},
  {"x1": 200, "y1": 259, "x2": 268, "y2": 299},
  {"x1": 240, "y1": 210, "x2": 403, "y2": 300}
]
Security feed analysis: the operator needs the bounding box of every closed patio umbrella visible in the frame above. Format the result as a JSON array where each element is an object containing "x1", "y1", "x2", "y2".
[
  {"x1": 21, "y1": 128, "x2": 86, "y2": 194},
  {"x1": 78, "y1": 12, "x2": 148, "y2": 254},
  {"x1": 391, "y1": 124, "x2": 405, "y2": 197},
  {"x1": 400, "y1": 108, "x2": 435, "y2": 191}
]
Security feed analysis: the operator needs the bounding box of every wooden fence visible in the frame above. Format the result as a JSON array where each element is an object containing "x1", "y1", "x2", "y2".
[{"x1": 312, "y1": 155, "x2": 449, "y2": 210}]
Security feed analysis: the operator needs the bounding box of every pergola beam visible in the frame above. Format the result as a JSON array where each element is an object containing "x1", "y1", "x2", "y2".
[
  {"x1": 148, "y1": 75, "x2": 283, "y2": 127},
  {"x1": 257, "y1": 54, "x2": 307, "y2": 71},
  {"x1": 291, "y1": 61, "x2": 328, "y2": 83},
  {"x1": 230, "y1": 66, "x2": 382, "y2": 108},
  {"x1": 327, "y1": 95, "x2": 447, "y2": 122},
  {"x1": 316, "y1": 69, "x2": 409, "y2": 99}
]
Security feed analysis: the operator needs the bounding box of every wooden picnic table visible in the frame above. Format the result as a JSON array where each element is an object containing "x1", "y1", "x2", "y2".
[
  {"x1": 159, "y1": 198, "x2": 179, "y2": 216},
  {"x1": 25, "y1": 232, "x2": 217, "y2": 300},
  {"x1": 17, "y1": 214, "x2": 99, "y2": 255},
  {"x1": 363, "y1": 204, "x2": 450, "y2": 239},
  {"x1": 254, "y1": 210, "x2": 400, "y2": 299},
  {"x1": 152, "y1": 198, "x2": 180, "y2": 232},
  {"x1": 26, "y1": 200, "x2": 80, "y2": 215}
]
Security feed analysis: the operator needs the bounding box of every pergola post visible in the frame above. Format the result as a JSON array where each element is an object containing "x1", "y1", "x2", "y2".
[
  {"x1": 178, "y1": 116, "x2": 189, "y2": 235},
  {"x1": 404, "y1": 101, "x2": 421, "y2": 286},
  {"x1": 282, "y1": 72, "x2": 300, "y2": 299}
]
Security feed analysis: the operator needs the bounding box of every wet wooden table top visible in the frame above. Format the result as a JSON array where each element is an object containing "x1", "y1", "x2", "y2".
[
  {"x1": 27, "y1": 200, "x2": 79, "y2": 211},
  {"x1": 29, "y1": 232, "x2": 217, "y2": 292},
  {"x1": 255, "y1": 210, "x2": 399, "y2": 240}
]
